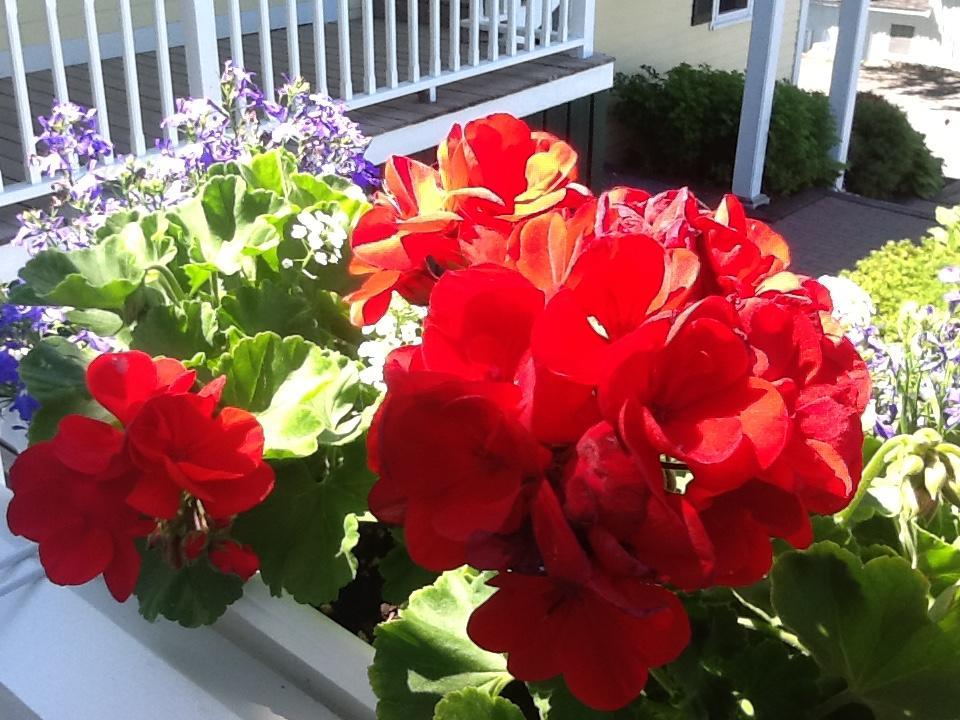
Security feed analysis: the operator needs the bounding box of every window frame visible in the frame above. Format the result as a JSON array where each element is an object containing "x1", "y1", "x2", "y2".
[{"x1": 710, "y1": 0, "x2": 753, "y2": 29}]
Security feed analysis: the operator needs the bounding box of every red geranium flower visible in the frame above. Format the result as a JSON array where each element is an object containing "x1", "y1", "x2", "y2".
[
  {"x1": 367, "y1": 368, "x2": 547, "y2": 571},
  {"x1": 601, "y1": 297, "x2": 790, "y2": 491},
  {"x1": 346, "y1": 156, "x2": 463, "y2": 325},
  {"x1": 693, "y1": 195, "x2": 791, "y2": 297},
  {"x1": 124, "y1": 394, "x2": 274, "y2": 520},
  {"x1": 209, "y1": 540, "x2": 260, "y2": 581},
  {"x1": 346, "y1": 114, "x2": 590, "y2": 325},
  {"x1": 597, "y1": 186, "x2": 701, "y2": 250},
  {"x1": 6, "y1": 429, "x2": 152, "y2": 601},
  {"x1": 468, "y1": 481, "x2": 689, "y2": 711}
]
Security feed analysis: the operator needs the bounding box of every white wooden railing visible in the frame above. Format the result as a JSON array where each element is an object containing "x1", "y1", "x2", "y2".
[{"x1": 0, "y1": 0, "x2": 596, "y2": 208}]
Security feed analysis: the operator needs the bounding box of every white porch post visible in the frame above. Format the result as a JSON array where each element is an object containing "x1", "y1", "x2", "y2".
[
  {"x1": 569, "y1": 0, "x2": 596, "y2": 57},
  {"x1": 181, "y1": 0, "x2": 222, "y2": 100},
  {"x1": 731, "y1": 0, "x2": 786, "y2": 207},
  {"x1": 828, "y1": 0, "x2": 870, "y2": 190}
]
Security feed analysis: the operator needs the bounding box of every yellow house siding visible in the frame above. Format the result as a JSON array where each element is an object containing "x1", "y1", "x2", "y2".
[{"x1": 595, "y1": 0, "x2": 803, "y2": 80}]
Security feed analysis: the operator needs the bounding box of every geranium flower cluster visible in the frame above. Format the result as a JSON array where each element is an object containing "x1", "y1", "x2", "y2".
[
  {"x1": 354, "y1": 114, "x2": 871, "y2": 710},
  {"x1": 5, "y1": 351, "x2": 274, "y2": 601}
]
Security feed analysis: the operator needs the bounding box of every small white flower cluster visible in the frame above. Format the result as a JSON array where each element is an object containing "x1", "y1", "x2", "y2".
[
  {"x1": 357, "y1": 293, "x2": 427, "y2": 389},
  {"x1": 290, "y1": 210, "x2": 348, "y2": 266},
  {"x1": 818, "y1": 274, "x2": 875, "y2": 337}
]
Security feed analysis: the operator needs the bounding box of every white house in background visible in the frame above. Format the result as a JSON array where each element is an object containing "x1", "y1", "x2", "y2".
[{"x1": 806, "y1": 0, "x2": 960, "y2": 69}]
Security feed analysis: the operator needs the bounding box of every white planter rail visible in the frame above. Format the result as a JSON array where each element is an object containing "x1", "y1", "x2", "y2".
[{"x1": 0, "y1": 0, "x2": 596, "y2": 208}]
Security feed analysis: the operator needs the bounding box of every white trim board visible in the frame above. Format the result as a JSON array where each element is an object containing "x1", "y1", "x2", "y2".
[
  {"x1": 0, "y1": 2, "x2": 332, "y2": 78},
  {"x1": 366, "y1": 59, "x2": 615, "y2": 163}
]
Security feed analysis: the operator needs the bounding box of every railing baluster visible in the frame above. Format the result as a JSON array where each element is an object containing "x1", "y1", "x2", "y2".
[
  {"x1": 44, "y1": 0, "x2": 69, "y2": 101},
  {"x1": 82, "y1": 0, "x2": 111, "y2": 146},
  {"x1": 488, "y1": 0, "x2": 499, "y2": 61},
  {"x1": 119, "y1": 0, "x2": 145, "y2": 155},
  {"x1": 3, "y1": 0, "x2": 37, "y2": 182},
  {"x1": 506, "y1": 0, "x2": 518, "y2": 55},
  {"x1": 338, "y1": 0, "x2": 353, "y2": 99},
  {"x1": 430, "y1": 0, "x2": 440, "y2": 78},
  {"x1": 524, "y1": 0, "x2": 535, "y2": 51},
  {"x1": 259, "y1": 0, "x2": 275, "y2": 97},
  {"x1": 313, "y1": 0, "x2": 328, "y2": 94},
  {"x1": 559, "y1": 0, "x2": 569, "y2": 41},
  {"x1": 449, "y1": 0, "x2": 461, "y2": 71},
  {"x1": 385, "y1": 0, "x2": 399, "y2": 88},
  {"x1": 154, "y1": 0, "x2": 176, "y2": 144},
  {"x1": 287, "y1": 0, "x2": 301, "y2": 78},
  {"x1": 541, "y1": 0, "x2": 552, "y2": 47},
  {"x1": 362, "y1": 0, "x2": 376, "y2": 94},
  {"x1": 408, "y1": 0, "x2": 420, "y2": 82},
  {"x1": 469, "y1": 0, "x2": 480, "y2": 65},
  {"x1": 228, "y1": 0, "x2": 244, "y2": 68}
]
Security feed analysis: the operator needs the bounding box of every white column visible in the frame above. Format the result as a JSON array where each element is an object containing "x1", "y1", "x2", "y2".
[
  {"x1": 181, "y1": 0, "x2": 222, "y2": 100},
  {"x1": 731, "y1": 0, "x2": 786, "y2": 206},
  {"x1": 569, "y1": 0, "x2": 596, "y2": 57},
  {"x1": 828, "y1": 0, "x2": 870, "y2": 189},
  {"x1": 791, "y1": 0, "x2": 811, "y2": 85}
]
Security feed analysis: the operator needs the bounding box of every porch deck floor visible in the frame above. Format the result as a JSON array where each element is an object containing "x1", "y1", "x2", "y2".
[{"x1": 0, "y1": 17, "x2": 607, "y2": 187}]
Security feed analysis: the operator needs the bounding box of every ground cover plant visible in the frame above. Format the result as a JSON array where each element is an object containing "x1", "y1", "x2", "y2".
[{"x1": 4, "y1": 71, "x2": 960, "y2": 719}]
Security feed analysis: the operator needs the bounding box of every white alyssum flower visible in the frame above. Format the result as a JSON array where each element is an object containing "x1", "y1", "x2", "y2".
[
  {"x1": 818, "y1": 275, "x2": 875, "y2": 335},
  {"x1": 290, "y1": 210, "x2": 348, "y2": 266},
  {"x1": 357, "y1": 293, "x2": 427, "y2": 389}
]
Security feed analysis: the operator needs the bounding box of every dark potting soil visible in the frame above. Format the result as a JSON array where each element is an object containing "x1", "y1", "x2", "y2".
[{"x1": 322, "y1": 521, "x2": 397, "y2": 641}]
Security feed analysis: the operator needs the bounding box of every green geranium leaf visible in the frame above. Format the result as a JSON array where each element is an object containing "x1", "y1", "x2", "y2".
[
  {"x1": 238, "y1": 148, "x2": 297, "y2": 196},
  {"x1": 213, "y1": 332, "x2": 370, "y2": 458},
  {"x1": 529, "y1": 678, "x2": 681, "y2": 719},
  {"x1": 135, "y1": 543, "x2": 244, "y2": 627},
  {"x1": 772, "y1": 541, "x2": 960, "y2": 720},
  {"x1": 232, "y1": 439, "x2": 373, "y2": 605},
  {"x1": 433, "y1": 688, "x2": 524, "y2": 720},
  {"x1": 369, "y1": 568, "x2": 512, "y2": 720},
  {"x1": 14, "y1": 227, "x2": 174, "y2": 311},
  {"x1": 131, "y1": 300, "x2": 221, "y2": 360},
  {"x1": 380, "y1": 532, "x2": 440, "y2": 606},
  {"x1": 217, "y1": 282, "x2": 319, "y2": 341},
  {"x1": 18, "y1": 337, "x2": 110, "y2": 442},
  {"x1": 917, "y1": 527, "x2": 960, "y2": 596},
  {"x1": 175, "y1": 175, "x2": 283, "y2": 276},
  {"x1": 65, "y1": 308, "x2": 124, "y2": 336}
]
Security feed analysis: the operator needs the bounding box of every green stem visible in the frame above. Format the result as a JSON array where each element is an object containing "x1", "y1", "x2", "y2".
[
  {"x1": 145, "y1": 264, "x2": 186, "y2": 302},
  {"x1": 836, "y1": 435, "x2": 912, "y2": 525},
  {"x1": 735, "y1": 617, "x2": 806, "y2": 653},
  {"x1": 647, "y1": 667, "x2": 676, "y2": 697}
]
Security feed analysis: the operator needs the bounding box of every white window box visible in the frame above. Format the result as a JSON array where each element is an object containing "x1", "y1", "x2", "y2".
[{"x1": 0, "y1": 487, "x2": 377, "y2": 720}]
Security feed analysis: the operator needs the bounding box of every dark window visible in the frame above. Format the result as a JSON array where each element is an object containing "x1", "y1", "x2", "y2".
[
  {"x1": 719, "y1": 0, "x2": 749, "y2": 12},
  {"x1": 692, "y1": 0, "x2": 713, "y2": 26},
  {"x1": 889, "y1": 23, "x2": 915, "y2": 54}
]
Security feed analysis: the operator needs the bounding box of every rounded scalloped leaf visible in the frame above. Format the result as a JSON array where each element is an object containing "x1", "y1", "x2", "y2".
[
  {"x1": 772, "y1": 541, "x2": 960, "y2": 720},
  {"x1": 433, "y1": 688, "x2": 524, "y2": 720},
  {"x1": 369, "y1": 568, "x2": 511, "y2": 720}
]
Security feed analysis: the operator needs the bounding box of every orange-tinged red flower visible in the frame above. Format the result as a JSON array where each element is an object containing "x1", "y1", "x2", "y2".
[{"x1": 346, "y1": 113, "x2": 589, "y2": 324}]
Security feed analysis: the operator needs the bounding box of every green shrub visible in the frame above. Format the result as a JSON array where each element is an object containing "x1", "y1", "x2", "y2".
[
  {"x1": 845, "y1": 92, "x2": 944, "y2": 200},
  {"x1": 843, "y1": 206, "x2": 960, "y2": 327},
  {"x1": 613, "y1": 64, "x2": 840, "y2": 197},
  {"x1": 613, "y1": 66, "x2": 943, "y2": 200}
]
